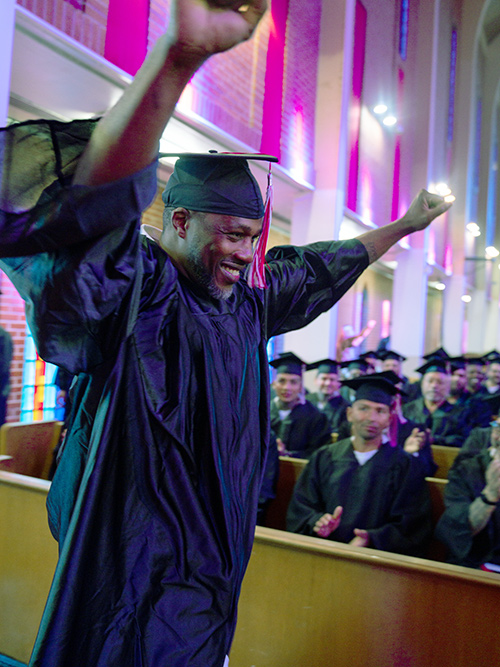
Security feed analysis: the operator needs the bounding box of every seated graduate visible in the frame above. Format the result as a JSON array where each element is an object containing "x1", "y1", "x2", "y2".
[
  {"x1": 483, "y1": 351, "x2": 500, "y2": 395},
  {"x1": 435, "y1": 435, "x2": 500, "y2": 570},
  {"x1": 403, "y1": 358, "x2": 473, "y2": 447},
  {"x1": 358, "y1": 350, "x2": 379, "y2": 374},
  {"x1": 306, "y1": 358, "x2": 350, "y2": 433},
  {"x1": 451, "y1": 395, "x2": 500, "y2": 466},
  {"x1": 378, "y1": 349, "x2": 413, "y2": 402},
  {"x1": 270, "y1": 353, "x2": 332, "y2": 459},
  {"x1": 286, "y1": 373, "x2": 433, "y2": 557},
  {"x1": 339, "y1": 357, "x2": 370, "y2": 403}
]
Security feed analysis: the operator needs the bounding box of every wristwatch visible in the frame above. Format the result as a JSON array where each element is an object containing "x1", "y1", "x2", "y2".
[{"x1": 479, "y1": 492, "x2": 498, "y2": 506}]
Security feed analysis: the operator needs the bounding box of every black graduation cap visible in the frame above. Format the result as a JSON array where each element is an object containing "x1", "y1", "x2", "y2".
[
  {"x1": 269, "y1": 352, "x2": 305, "y2": 376},
  {"x1": 161, "y1": 151, "x2": 277, "y2": 218},
  {"x1": 415, "y1": 359, "x2": 450, "y2": 375},
  {"x1": 340, "y1": 358, "x2": 370, "y2": 372},
  {"x1": 341, "y1": 371, "x2": 401, "y2": 406},
  {"x1": 306, "y1": 358, "x2": 340, "y2": 374},
  {"x1": 484, "y1": 350, "x2": 500, "y2": 362},
  {"x1": 449, "y1": 356, "x2": 466, "y2": 371},
  {"x1": 378, "y1": 349, "x2": 406, "y2": 362},
  {"x1": 422, "y1": 347, "x2": 450, "y2": 360},
  {"x1": 359, "y1": 350, "x2": 379, "y2": 360},
  {"x1": 465, "y1": 356, "x2": 485, "y2": 367}
]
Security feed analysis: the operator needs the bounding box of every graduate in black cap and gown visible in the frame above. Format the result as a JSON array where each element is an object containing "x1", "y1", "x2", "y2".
[
  {"x1": 270, "y1": 353, "x2": 332, "y2": 459},
  {"x1": 306, "y1": 358, "x2": 350, "y2": 433},
  {"x1": 403, "y1": 359, "x2": 472, "y2": 447},
  {"x1": 287, "y1": 373, "x2": 433, "y2": 556},
  {"x1": 0, "y1": 0, "x2": 453, "y2": 664}
]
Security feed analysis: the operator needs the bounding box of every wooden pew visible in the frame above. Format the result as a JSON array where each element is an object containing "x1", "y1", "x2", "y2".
[
  {"x1": 231, "y1": 527, "x2": 500, "y2": 666},
  {"x1": 0, "y1": 471, "x2": 58, "y2": 664},
  {"x1": 1, "y1": 470, "x2": 497, "y2": 667},
  {"x1": 0, "y1": 420, "x2": 63, "y2": 480},
  {"x1": 431, "y1": 444, "x2": 460, "y2": 479}
]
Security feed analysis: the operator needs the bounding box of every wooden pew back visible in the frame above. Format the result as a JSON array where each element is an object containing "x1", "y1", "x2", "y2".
[
  {"x1": 231, "y1": 528, "x2": 500, "y2": 667},
  {"x1": 0, "y1": 420, "x2": 63, "y2": 480},
  {"x1": 0, "y1": 471, "x2": 58, "y2": 664},
  {"x1": 431, "y1": 444, "x2": 460, "y2": 479}
]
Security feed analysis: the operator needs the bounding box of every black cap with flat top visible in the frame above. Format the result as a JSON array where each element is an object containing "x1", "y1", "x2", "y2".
[
  {"x1": 341, "y1": 371, "x2": 401, "y2": 406},
  {"x1": 269, "y1": 352, "x2": 305, "y2": 376},
  {"x1": 161, "y1": 151, "x2": 277, "y2": 218},
  {"x1": 306, "y1": 358, "x2": 340, "y2": 374},
  {"x1": 415, "y1": 359, "x2": 449, "y2": 375},
  {"x1": 378, "y1": 350, "x2": 406, "y2": 362}
]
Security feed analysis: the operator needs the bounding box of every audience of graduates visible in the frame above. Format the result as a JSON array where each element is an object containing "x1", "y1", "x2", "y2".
[{"x1": 265, "y1": 343, "x2": 500, "y2": 564}]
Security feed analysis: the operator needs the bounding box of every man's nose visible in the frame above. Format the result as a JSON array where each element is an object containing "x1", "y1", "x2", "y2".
[{"x1": 234, "y1": 238, "x2": 254, "y2": 264}]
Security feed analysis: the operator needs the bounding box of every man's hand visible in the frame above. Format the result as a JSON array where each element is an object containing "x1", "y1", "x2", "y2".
[
  {"x1": 484, "y1": 455, "x2": 500, "y2": 503},
  {"x1": 350, "y1": 528, "x2": 370, "y2": 548},
  {"x1": 403, "y1": 427, "x2": 427, "y2": 454},
  {"x1": 313, "y1": 506, "x2": 343, "y2": 538},
  {"x1": 167, "y1": 0, "x2": 268, "y2": 63},
  {"x1": 398, "y1": 189, "x2": 453, "y2": 234}
]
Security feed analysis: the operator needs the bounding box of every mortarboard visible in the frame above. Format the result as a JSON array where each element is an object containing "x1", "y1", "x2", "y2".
[
  {"x1": 465, "y1": 356, "x2": 485, "y2": 366},
  {"x1": 359, "y1": 350, "x2": 379, "y2": 360},
  {"x1": 269, "y1": 352, "x2": 305, "y2": 376},
  {"x1": 484, "y1": 350, "x2": 500, "y2": 363},
  {"x1": 449, "y1": 356, "x2": 466, "y2": 371},
  {"x1": 340, "y1": 358, "x2": 370, "y2": 372},
  {"x1": 306, "y1": 358, "x2": 340, "y2": 374},
  {"x1": 378, "y1": 350, "x2": 407, "y2": 362},
  {"x1": 161, "y1": 151, "x2": 278, "y2": 289},
  {"x1": 422, "y1": 347, "x2": 450, "y2": 360},
  {"x1": 415, "y1": 359, "x2": 450, "y2": 375},
  {"x1": 341, "y1": 371, "x2": 401, "y2": 406}
]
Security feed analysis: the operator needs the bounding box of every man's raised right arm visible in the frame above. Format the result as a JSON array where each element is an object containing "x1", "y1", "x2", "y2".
[{"x1": 73, "y1": 0, "x2": 267, "y2": 187}]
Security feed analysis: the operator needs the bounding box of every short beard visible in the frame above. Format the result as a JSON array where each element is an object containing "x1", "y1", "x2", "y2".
[{"x1": 185, "y1": 247, "x2": 233, "y2": 301}]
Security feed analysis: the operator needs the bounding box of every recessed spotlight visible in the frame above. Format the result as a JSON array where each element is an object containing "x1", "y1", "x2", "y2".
[
  {"x1": 486, "y1": 246, "x2": 500, "y2": 259},
  {"x1": 373, "y1": 104, "x2": 388, "y2": 115},
  {"x1": 461, "y1": 295, "x2": 472, "y2": 303},
  {"x1": 382, "y1": 115, "x2": 398, "y2": 126}
]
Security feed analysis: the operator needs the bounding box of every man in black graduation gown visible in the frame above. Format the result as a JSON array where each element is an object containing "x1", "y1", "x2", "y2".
[
  {"x1": 435, "y1": 445, "x2": 500, "y2": 569},
  {"x1": 403, "y1": 359, "x2": 471, "y2": 447},
  {"x1": 287, "y1": 374, "x2": 433, "y2": 556},
  {"x1": 0, "y1": 1, "x2": 453, "y2": 664},
  {"x1": 270, "y1": 353, "x2": 332, "y2": 458},
  {"x1": 306, "y1": 358, "x2": 350, "y2": 433}
]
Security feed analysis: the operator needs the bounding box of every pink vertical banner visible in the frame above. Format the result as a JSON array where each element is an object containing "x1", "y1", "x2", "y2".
[
  {"x1": 347, "y1": 0, "x2": 367, "y2": 212},
  {"x1": 260, "y1": 0, "x2": 290, "y2": 160},
  {"x1": 104, "y1": 0, "x2": 150, "y2": 76},
  {"x1": 391, "y1": 68, "x2": 404, "y2": 220}
]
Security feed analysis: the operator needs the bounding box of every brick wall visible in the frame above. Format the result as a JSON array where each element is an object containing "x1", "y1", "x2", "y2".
[{"x1": 16, "y1": 0, "x2": 108, "y2": 55}]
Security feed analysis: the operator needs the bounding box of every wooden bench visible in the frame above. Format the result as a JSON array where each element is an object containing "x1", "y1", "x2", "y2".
[
  {"x1": 0, "y1": 420, "x2": 63, "y2": 480},
  {"x1": 0, "y1": 471, "x2": 58, "y2": 664},
  {"x1": 231, "y1": 527, "x2": 500, "y2": 666},
  {"x1": 431, "y1": 444, "x2": 460, "y2": 479}
]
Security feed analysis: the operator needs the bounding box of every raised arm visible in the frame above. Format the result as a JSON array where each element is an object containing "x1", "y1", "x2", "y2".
[
  {"x1": 356, "y1": 189, "x2": 453, "y2": 264},
  {"x1": 73, "y1": 0, "x2": 267, "y2": 186}
]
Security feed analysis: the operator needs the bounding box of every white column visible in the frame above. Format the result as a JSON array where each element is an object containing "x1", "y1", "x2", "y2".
[
  {"x1": 442, "y1": 273, "x2": 466, "y2": 355},
  {"x1": 390, "y1": 247, "x2": 428, "y2": 374},
  {"x1": 284, "y1": 0, "x2": 355, "y2": 362},
  {"x1": 466, "y1": 288, "x2": 487, "y2": 353},
  {"x1": 0, "y1": 0, "x2": 16, "y2": 125}
]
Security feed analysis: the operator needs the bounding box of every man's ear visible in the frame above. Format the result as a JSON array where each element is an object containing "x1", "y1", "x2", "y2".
[
  {"x1": 171, "y1": 208, "x2": 190, "y2": 238},
  {"x1": 346, "y1": 405, "x2": 352, "y2": 423}
]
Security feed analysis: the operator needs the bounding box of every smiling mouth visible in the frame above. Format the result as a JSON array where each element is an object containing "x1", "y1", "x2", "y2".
[{"x1": 220, "y1": 263, "x2": 244, "y2": 284}]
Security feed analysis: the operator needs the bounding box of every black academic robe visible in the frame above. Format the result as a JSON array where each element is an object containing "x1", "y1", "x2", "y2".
[
  {"x1": 307, "y1": 392, "x2": 350, "y2": 432},
  {"x1": 402, "y1": 397, "x2": 471, "y2": 447},
  {"x1": 0, "y1": 119, "x2": 369, "y2": 667},
  {"x1": 270, "y1": 399, "x2": 332, "y2": 458},
  {"x1": 286, "y1": 439, "x2": 433, "y2": 556},
  {"x1": 436, "y1": 449, "x2": 500, "y2": 568}
]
